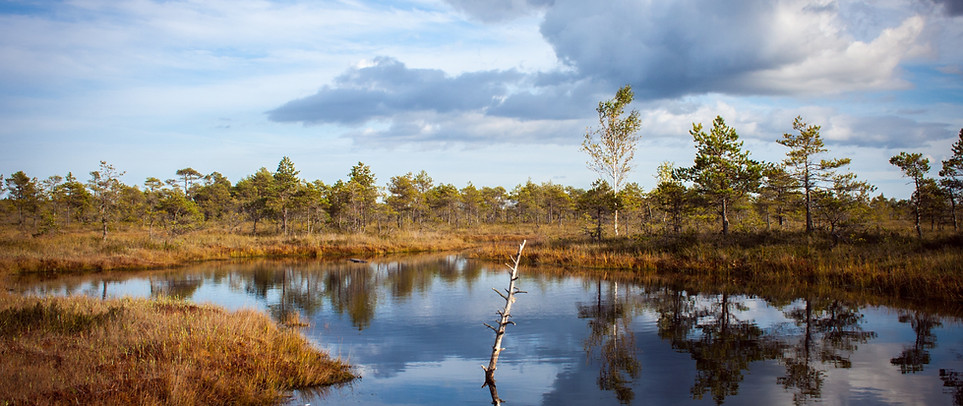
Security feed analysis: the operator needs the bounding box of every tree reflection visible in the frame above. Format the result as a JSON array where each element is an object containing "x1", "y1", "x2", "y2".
[
  {"x1": 779, "y1": 299, "x2": 876, "y2": 404},
  {"x1": 229, "y1": 255, "x2": 483, "y2": 330},
  {"x1": 676, "y1": 292, "x2": 783, "y2": 405},
  {"x1": 149, "y1": 273, "x2": 203, "y2": 299},
  {"x1": 641, "y1": 288, "x2": 876, "y2": 405},
  {"x1": 890, "y1": 311, "x2": 942, "y2": 374},
  {"x1": 323, "y1": 265, "x2": 378, "y2": 330},
  {"x1": 578, "y1": 280, "x2": 640, "y2": 404},
  {"x1": 940, "y1": 369, "x2": 963, "y2": 406}
]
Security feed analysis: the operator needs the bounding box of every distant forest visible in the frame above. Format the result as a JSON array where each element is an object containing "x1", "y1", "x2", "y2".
[{"x1": 2, "y1": 125, "x2": 962, "y2": 242}]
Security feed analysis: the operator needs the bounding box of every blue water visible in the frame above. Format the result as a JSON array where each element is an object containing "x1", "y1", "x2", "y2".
[{"x1": 13, "y1": 254, "x2": 963, "y2": 405}]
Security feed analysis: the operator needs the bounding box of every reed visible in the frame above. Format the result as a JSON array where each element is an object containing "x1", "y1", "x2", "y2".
[
  {"x1": 0, "y1": 228, "x2": 474, "y2": 276},
  {"x1": 0, "y1": 293, "x2": 353, "y2": 405},
  {"x1": 472, "y1": 231, "x2": 963, "y2": 302}
]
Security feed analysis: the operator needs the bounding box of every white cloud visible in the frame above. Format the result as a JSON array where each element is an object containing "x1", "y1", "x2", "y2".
[
  {"x1": 539, "y1": 0, "x2": 932, "y2": 98},
  {"x1": 743, "y1": 15, "x2": 929, "y2": 94}
]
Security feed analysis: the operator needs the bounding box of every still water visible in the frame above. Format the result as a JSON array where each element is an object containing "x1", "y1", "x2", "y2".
[{"x1": 12, "y1": 254, "x2": 963, "y2": 405}]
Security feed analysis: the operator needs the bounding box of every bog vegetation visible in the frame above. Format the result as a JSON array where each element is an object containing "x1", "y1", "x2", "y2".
[
  {"x1": 1, "y1": 87, "x2": 961, "y2": 296},
  {"x1": 0, "y1": 294, "x2": 353, "y2": 405},
  {"x1": 1, "y1": 87, "x2": 963, "y2": 404}
]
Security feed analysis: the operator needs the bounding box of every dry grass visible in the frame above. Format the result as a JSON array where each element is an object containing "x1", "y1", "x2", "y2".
[
  {"x1": 2, "y1": 223, "x2": 961, "y2": 302},
  {"x1": 0, "y1": 293, "x2": 353, "y2": 405},
  {"x1": 472, "y1": 231, "x2": 963, "y2": 302},
  {"x1": 0, "y1": 228, "x2": 474, "y2": 276}
]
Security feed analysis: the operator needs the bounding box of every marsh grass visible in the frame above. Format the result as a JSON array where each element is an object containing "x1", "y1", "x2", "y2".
[
  {"x1": 0, "y1": 228, "x2": 473, "y2": 275},
  {"x1": 0, "y1": 294, "x2": 353, "y2": 405},
  {"x1": 474, "y1": 231, "x2": 963, "y2": 302}
]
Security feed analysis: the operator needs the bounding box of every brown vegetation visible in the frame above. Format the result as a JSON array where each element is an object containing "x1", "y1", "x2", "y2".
[
  {"x1": 0, "y1": 228, "x2": 474, "y2": 276},
  {"x1": 0, "y1": 293, "x2": 353, "y2": 405},
  {"x1": 473, "y1": 229, "x2": 963, "y2": 303}
]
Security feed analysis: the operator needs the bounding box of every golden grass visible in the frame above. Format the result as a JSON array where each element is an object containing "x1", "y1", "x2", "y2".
[
  {"x1": 471, "y1": 231, "x2": 963, "y2": 302},
  {"x1": 0, "y1": 228, "x2": 474, "y2": 275},
  {"x1": 0, "y1": 293, "x2": 353, "y2": 405},
  {"x1": 2, "y1": 223, "x2": 961, "y2": 302}
]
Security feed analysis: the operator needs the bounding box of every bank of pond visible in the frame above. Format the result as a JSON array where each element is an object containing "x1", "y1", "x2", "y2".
[{"x1": 3, "y1": 253, "x2": 962, "y2": 405}]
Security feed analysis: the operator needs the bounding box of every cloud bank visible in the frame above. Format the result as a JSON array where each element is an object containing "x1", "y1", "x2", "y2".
[{"x1": 270, "y1": 0, "x2": 950, "y2": 150}]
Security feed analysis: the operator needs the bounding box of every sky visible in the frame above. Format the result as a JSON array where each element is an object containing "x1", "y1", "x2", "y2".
[{"x1": 1, "y1": 0, "x2": 962, "y2": 199}]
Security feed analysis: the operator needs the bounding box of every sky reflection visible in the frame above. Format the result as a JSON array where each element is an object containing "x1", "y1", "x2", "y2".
[{"x1": 11, "y1": 254, "x2": 963, "y2": 405}]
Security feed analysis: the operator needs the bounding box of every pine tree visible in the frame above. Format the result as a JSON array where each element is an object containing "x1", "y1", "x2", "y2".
[
  {"x1": 890, "y1": 152, "x2": 931, "y2": 239},
  {"x1": 778, "y1": 116, "x2": 852, "y2": 233},
  {"x1": 679, "y1": 116, "x2": 763, "y2": 235}
]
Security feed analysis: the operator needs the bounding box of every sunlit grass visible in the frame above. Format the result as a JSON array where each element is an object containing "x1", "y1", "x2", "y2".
[
  {"x1": 2, "y1": 222, "x2": 961, "y2": 301},
  {"x1": 474, "y1": 231, "x2": 963, "y2": 302},
  {"x1": 0, "y1": 293, "x2": 353, "y2": 405},
  {"x1": 0, "y1": 228, "x2": 474, "y2": 275}
]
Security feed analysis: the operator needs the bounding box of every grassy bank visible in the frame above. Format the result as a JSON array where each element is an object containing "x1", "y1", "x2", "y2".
[
  {"x1": 0, "y1": 228, "x2": 475, "y2": 275},
  {"x1": 475, "y1": 231, "x2": 963, "y2": 302},
  {"x1": 0, "y1": 293, "x2": 353, "y2": 405},
  {"x1": 2, "y1": 225, "x2": 961, "y2": 302}
]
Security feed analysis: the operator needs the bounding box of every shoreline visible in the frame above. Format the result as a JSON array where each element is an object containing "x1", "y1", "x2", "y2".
[{"x1": 3, "y1": 228, "x2": 962, "y2": 302}]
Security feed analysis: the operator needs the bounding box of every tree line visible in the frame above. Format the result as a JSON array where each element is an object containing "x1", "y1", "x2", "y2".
[{"x1": 2, "y1": 90, "x2": 961, "y2": 241}]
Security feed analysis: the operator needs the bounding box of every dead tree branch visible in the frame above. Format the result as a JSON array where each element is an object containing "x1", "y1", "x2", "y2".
[{"x1": 482, "y1": 240, "x2": 527, "y2": 403}]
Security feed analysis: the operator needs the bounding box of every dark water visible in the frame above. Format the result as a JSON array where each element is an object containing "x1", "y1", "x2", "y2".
[{"x1": 12, "y1": 254, "x2": 963, "y2": 405}]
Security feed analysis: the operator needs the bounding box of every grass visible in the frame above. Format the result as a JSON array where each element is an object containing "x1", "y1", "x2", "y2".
[
  {"x1": 472, "y1": 230, "x2": 963, "y2": 303},
  {"x1": 0, "y1": 228, "x2": 475, "y2": 275},
  {"x1": 0, "y1": 222, "x2": 960, "y2": 403},
  {"x1": 0, "y1": 293, "x2": 353, "y2": 405},
  {"x1": 2, "y1": 224, "x2": 961, "y2": 302}
]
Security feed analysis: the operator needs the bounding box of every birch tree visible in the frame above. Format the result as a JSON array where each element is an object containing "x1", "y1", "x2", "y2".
[{"x1": 581, "y1": 85, "x2": 641, "y2": 236}]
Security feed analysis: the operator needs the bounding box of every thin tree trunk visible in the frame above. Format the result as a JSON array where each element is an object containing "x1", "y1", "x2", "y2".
[
  {"x1": 805, "y1": 169, "x2": 814, "y2": 233},
  {"x1": 950, "y1": 191, "x2": 959, "y2": 231},
  {"x1": 914, "y1": 182, "x2": 923, "y2": 239},
  {"x1": 614, "y1": 208, "x2": 620, "y2": 236},
  {"x1": 721, "y1": 198, "x2": 730, "y2": 235}
]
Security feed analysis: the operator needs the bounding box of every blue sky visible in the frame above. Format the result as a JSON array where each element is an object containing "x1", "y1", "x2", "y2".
[{"x1": 1, "y1": 0, "x2": 962, "y2": 199}]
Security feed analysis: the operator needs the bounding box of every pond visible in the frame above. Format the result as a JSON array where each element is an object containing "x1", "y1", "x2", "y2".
[{"x1": 11, "y1": 254, "x2": 963, "y2": 405}]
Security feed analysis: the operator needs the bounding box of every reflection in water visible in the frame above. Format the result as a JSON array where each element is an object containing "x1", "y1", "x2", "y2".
[
  {"x1": 676, "y1": 293, "x2": 782, "y2": 405},
  {"x1": 778, "y1": 298, "x2": 876, "y2": 405},
  {"x1": 891, "y1": 311, "x2": 942, "y2": 374},
  {"x1": 942, "y1": 369, "x2": 963, "y2": 405},
  {"x1": 10, "y1": 255, "x2": 963, "y2": 405},
  {"x1": 150, "y1": 274, "x2": 203, "y2": 299},
  {"x1": 579, "y1": 281, "x2": 640, "y2": 404}
]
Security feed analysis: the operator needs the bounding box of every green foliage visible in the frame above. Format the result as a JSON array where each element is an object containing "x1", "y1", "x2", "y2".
[
  {"x1": 939, "y1": 129, "x2": 963, "y2": 230},
  {"x1": 5, "y1": 125, "x2": 962, "y2": 242},
  {"x1": 890, "y1": 151, "x2": 931, "y2": 238},
  {"x1": 387, "y1": 172, "x2": 421, "y2": 226},
  {"x1": 5, "y1": 171, "x2": 39, "y2": 232},
  {"x1": 578, "y1": 180, "x2": 618, "y2": 240},
  {"x1": 812, "y1": 172, "x2": 877, "y2": 241},
  {"x1": 87, "y1": 161, "x2": 125, "y2": 241},
  {"x1": 159, "y1": 189, "x2": 202, "y2": 236},
  {"x1": 779, "y1": 116, "x2": 851, "y2": 232},
  {"x1": 678, "y1": 116, "x2": 763, "y2": 235},
  {"x1": 193, "y1": 172, "x2": 235, "y2": 221},
  {"x1": 175, "y1": 167, "x2": 202, "y2": 196},
  {"x1": 234, "y1": 167, "x2": 274, "y2": 235},
  {"x1": 273, "y1": 157, "x2": 303, "y2": 235},
  {"x1": 582, "y1": 84, "x2": 642, "y2": 236},
  {"x1": 757, "y1": 164, "x2": 801, "y2": 230}
]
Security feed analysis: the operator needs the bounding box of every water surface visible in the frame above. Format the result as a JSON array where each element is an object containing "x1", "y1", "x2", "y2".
[{"x1": 13, "y1": 254, "x2": 963, "y2": 405}]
